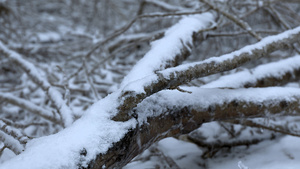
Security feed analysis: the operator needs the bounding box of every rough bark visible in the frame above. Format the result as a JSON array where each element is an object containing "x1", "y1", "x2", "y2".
[
  {"x1": 115, "y1": 26, "x2": 300, "y2": 121},
  {"x1": 87, "y1": 93, "x2": 300, "y2": 168}
]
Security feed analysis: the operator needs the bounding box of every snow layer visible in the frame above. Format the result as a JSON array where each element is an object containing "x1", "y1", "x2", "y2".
[
  {"x1": 0, "y1": 92, "x2": 136, "y2": 169},
  {"x1": 207, "y1": 136, "x2": 300, "y2": 169},
  {"x1": 136, "y1": 87, "x2": 300, "y2": 124},
  {"x1": 160, "y1": 25, "x2": 300, "y2": 78},
  {"x1": 121, "y1": 12, "x2": 215, "y2": 92},
  {"x1": 202, "y1": 55, "x2": 300, "y2": 88},
  {"x1": 124, "y1": 137, "x2": 204, "y2": 169},
  {"x1": 126, "y1": 136, "x2": 300, "y2": 169},
  {"x1": 0, "y1": 40, "x2": 73, "y2": 127}
]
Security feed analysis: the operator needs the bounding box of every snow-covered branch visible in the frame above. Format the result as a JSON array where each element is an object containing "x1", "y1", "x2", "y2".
[
  {"x1": 202, "y1": 55, "x2": 300, "y2": 88},
  {"x1": 0, "y1": 41, "x2": 73, "y2": 127},
  {"x1": 0, "y1": 119, "x2": 28, "y2": 155},
  {"x1": 2, "y1": 1, "x2": 300, "y2": 168},
  {"x1": 116, "y1": 26, "x2": 300, "y2": 121},
  {"x1": 89, "y1": 87, "x2": 300, "y2": 168},
  {"x1": 0, "y1": 120, "x2": 28, "y2": 145},
  {"x1": 0, "y1": 92, "x2": 61, "y2": 124}
]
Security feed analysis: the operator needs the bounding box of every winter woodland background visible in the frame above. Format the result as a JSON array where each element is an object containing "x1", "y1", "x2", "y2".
[{"x1": 1, "y1": 0, "x2": 300, "y2": 168}]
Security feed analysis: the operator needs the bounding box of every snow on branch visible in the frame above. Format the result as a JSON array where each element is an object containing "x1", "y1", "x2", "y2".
[
  {"x1": 0, "y1": 131, "x2": 23, "y2": 155},
  {"x1": 0, "y1": 120, "x2": 28, "y2": 145},
  {"x1": 0, "y1": 41, "x2": 74, "y2": 127},
  {"x1": 86, "y1": 11, "x2": 215, "y2": 59},
  {"x1": 0, "y1": 92, "x2": 61, "y2": 124},
  {"x1": 188, "y1": 122, "x2": 276, "y2": 153},
  {"x1": 0, "y1": 119, "x2": 28, "y2": 155},
  {"x1": 121, "y1": 12, "x2": 216, "y2": 88},
  {"x1": 135, "y1": 87, "x2": 300, "y2": 125},
  {"x1": 116, "y1": 26, "x2": 300, "y2": 121},
  {"x1": 202, "y1": 55, "x2": 300, "y2": 88},
  {"x1": 89, "y1": 87, "x2": 300, "y2": 168},
  {"x1": 2, "y1": 85, "x2": 300, "y2": 168}
]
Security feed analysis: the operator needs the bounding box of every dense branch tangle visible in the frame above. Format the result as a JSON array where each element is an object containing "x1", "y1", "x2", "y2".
[{"x1": 2, "y1": 0, "x2": 300, "y2": 169}]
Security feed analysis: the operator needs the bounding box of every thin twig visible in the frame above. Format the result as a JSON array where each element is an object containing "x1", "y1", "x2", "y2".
[{"x1": 200, "y1": 0, "x2": 262, "y2": 40}]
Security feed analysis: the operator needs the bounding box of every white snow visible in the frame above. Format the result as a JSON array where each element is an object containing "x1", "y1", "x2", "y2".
[
  {"x1": 124, "y1": 137, "x2": 204, "y2": 169},
  {"x1": 159, "y1": 25, "x2": 300, "y2": 79},
  {"x1": 121, "y1": 12, "x2": 216, "y2": 92},
  {"x1": 207, "y1": 135, "x2": 300, "y2": 169},
  {"x1": 0, "y1": 40, "x2": 74, "y2": 127},
  {"x1": 202, "y1": 55, "x2": 300, "y2": 88},
  {"x1": 0, "y1": 131, "x2": 23, "y2": 155},
  {"x1": 125, "y1": 132, "x2": 300, "y2": 169},
  {"x1": 0, "y1": 92, "x2": 56, "y2": 122},
  {"x1": 36, "y1": 32, "x2": 61, "y2": 43},
  {"x1": 135, "y1": 87, "x2": 300, "y2": 124},
  {"x1": 0, "y1": 91, "x2": 136, "y2": 169}
]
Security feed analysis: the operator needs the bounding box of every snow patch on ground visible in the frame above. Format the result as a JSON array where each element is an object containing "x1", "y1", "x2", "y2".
[
  {"x1": 125, "y1": 135, "x2": 300, "y2": 169},
  {"x1": 207, "y1": 136, "x2": 300, "y2": 169}
]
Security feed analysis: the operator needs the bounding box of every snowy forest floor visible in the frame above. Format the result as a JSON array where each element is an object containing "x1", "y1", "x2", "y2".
[{"x1": 125, "y1": 134, "x2": 300, "y2": 169}]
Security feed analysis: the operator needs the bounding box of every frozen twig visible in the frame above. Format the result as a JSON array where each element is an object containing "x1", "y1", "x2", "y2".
[
  {"x1": 144, "y1": 0, "x2": 190, "y2": 12},
  {"x1": 267, "y1": 6, "x2": 291, "y2": 29},
  {"x1": 0, "y1": 118, "x2": 48, "y2": 129},
  {"x1": 0, "y1": 41, "x2": 74, "y2": 127},
  {"x1": 0, "y1": 120, "x2": 29, "y2": 145},
  {"x1": 200, "y1": 0, "x2": 262, "y2": 40},
  {"x1": 85, "y1": 11, "x2": 213, "y2": 59},
  {"x1": 0, "y1": 92, "x2": 61, "y2": 124},
  {"x1": 83, "y1": 60, "x2": 100, "y2": 101},
  {"x1": 228, "y1": 119, "x2": 300, "y2": 137},
  {"x1": 0, "y1": 131, "x2": 24, "y2": 155}
]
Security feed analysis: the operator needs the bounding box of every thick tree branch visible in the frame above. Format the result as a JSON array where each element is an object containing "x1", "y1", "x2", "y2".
[
  {"x1": 88, "y1": 87, "x2": 300, "y2": 168},
  {"x1": 115, "y1": 26, "x2": 300, "y2": 121}
]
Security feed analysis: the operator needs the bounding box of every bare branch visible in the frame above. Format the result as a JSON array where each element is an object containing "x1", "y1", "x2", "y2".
[
  {"x1": 228, "y1": 119, "x2": 300, "y2": 137},
  {"x1": 85, "y1": 10, "x2": 212, "y2": 59},
  {"x1": 144, "y1": 0, "x2": 189, "y2": 12},
  {"x1": 83, "y1": 60, "x2": 100, "y2": 101},
  {"x1": 200, "y1": 0, "x2": 262, "y2": 40}
]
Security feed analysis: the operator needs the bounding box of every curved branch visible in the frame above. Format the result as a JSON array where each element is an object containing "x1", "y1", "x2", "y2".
[
  {"x1": 88, "y1": 87, "x2": 300, "y2": 168},
  {"x1": 202, "y1": 55, "x2": 300, "y2": 88},
  {"x1": 115, "y1": 26, "x2": 300, "y2": 121},
  {"x1": 0, "y1": 41, "x2": 74, "y2": 127},
  {"x1": 0, "y1": 92, "x2": 61, "y2": 124},
  {"x1": 200, "y1": 0, "x2": 262, "y2": 40}
]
